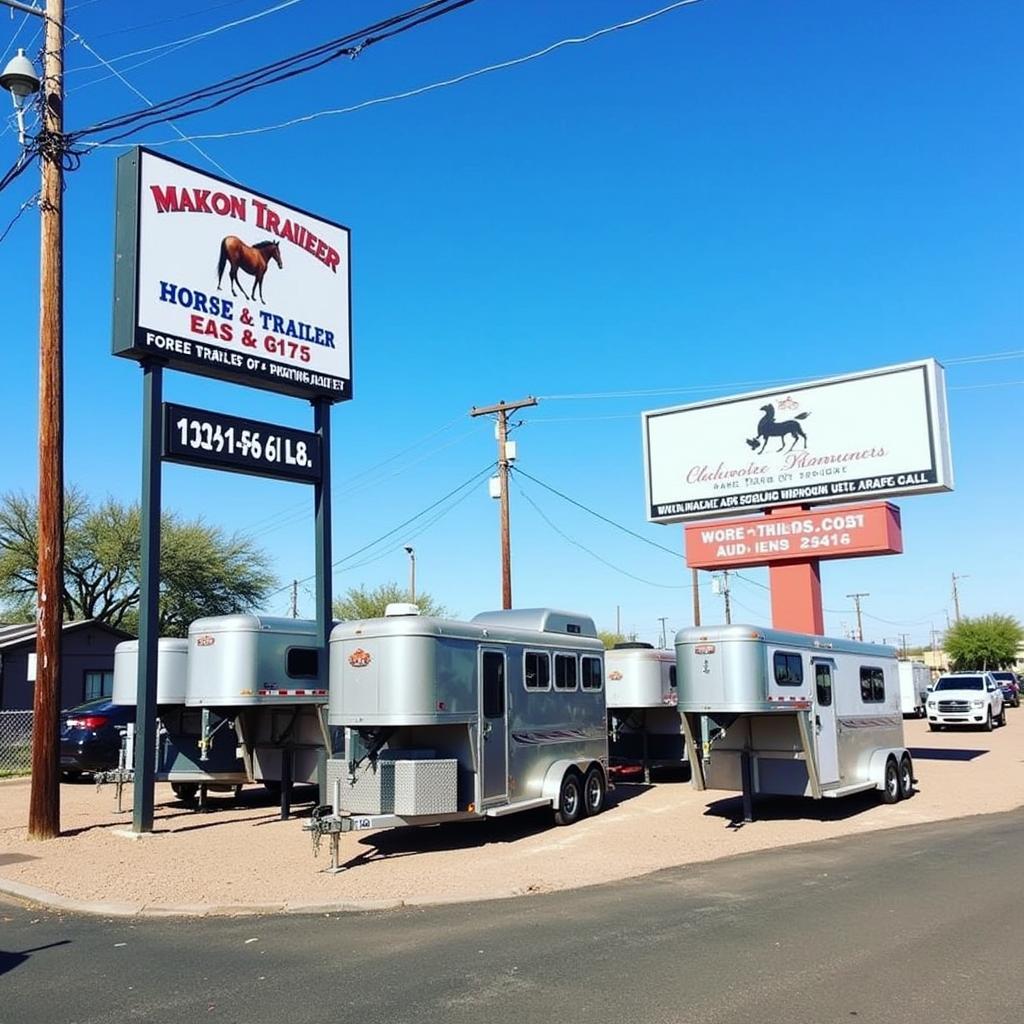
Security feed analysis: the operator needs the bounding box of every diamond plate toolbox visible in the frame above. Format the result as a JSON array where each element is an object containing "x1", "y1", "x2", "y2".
[
  {"x1": 392, "y1": 759, "x2": 458, "y2": 815},
  {"x1": 328, "y1": 753, "x2": 457, "y2": 815}
]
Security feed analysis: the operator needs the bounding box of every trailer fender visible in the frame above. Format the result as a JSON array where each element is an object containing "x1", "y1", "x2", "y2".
[
  {"x1": 867, "y1": 748, "x2": 908, "y2": 790},
  {"x1": 541, "y1": 760, "x2": 588, "y2": 810}
]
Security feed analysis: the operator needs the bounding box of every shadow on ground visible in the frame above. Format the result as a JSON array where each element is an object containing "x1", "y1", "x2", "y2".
[
  {"x1": 702, "y1": 790, "x2": 897, "y2": 828},
  {"x1": 0, "y1": 940, "x2": 70, "y2": 979},
  {"x1": 908, "y1": 746, "x2": 987, "y2": 762}
]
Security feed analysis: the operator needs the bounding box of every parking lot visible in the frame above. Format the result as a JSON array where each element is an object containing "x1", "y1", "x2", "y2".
[{"x1": 0, "y1": 715, "x2": 1021, "y2": 914}]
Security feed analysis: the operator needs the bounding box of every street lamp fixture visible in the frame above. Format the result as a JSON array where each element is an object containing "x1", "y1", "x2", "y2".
[
  {"x1": 403, "y1": 545, "x2": 416, "y2": 604},
  {"x1": 0, "y1": 48, "x2": 41, "y2": 146}
]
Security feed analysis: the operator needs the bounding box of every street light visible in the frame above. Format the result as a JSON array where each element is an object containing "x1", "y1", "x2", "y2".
[
  {"x1": 403, "y1": 545, "x2": 416, "y2": 603},
  {"x1": 0, "y1": 47, "x2": 40, "y2": 145}
]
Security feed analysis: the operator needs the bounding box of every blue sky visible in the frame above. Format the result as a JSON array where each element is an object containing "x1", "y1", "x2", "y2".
[{"x1": 1, "y1": 0, "x2": 1021, "y2": 647}]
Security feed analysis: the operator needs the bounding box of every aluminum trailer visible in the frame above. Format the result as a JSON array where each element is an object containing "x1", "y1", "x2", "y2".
[
  {"x1": 182, "y1": 615, "x2": 336, "y2": 808},
  {"x1": 898, "y1": 660, "x2": 931, "y2": 718},
  {"x1": 309, "y1": 605, "x2": 609, "y2": 869},
  {"x1": 676, "y1": 624, "x2": 914, "y2": 822},
  {"x1": 111, "y1": 638, "x2": 247, "y2": 802},
  {"x1": 605, "y1": 643, "x2": 685, "y2": 781}
]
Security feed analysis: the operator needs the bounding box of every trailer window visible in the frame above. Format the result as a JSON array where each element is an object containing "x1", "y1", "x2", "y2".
[
  {"x1": 669, "y1": 665, "x2": 677, "y2": 688},
  {"x1": 581, "y1": 656, "x2": 603, "y2": 691},
  {"x1": 773, "y1": 652, "x2": 803, "y2": 686},
  {"x1": 524, "y1": 652, "x2": 550, "y2": 691},
  {"x1": 860, "y1": 666, "x2": 886, "y2": 703},
  {"x1": 482, "y1": 652, "x2": 505, "y2": 718},
  {"x1": 815, "y1": 663, "x2": 833, "y2": 707},
  {"x1": 554, "y1": 654, "x2": 578, "y2": 691},
  {"x1": 287, "y1": 647, "x2": 319, "y2": 679}
]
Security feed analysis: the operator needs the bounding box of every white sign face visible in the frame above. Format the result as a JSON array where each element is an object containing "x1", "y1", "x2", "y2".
[
  {"x1": 643, "y1": 360, "x2": 953, "y2": 523},
  {"x1": 114, "y1": 149, "x2": 352, "y2": 401}
]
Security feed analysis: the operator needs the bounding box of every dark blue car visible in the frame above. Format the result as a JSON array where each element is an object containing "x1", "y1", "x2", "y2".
[
  {"x1": 990, "y1": 672, "x2": 1021, "y2": 709},
  {"x1": 59, "y1": 698, "x2": 135, "y2": 778}
]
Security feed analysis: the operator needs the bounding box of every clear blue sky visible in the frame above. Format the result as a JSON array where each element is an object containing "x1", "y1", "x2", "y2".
[{"x1": 1, "y1": 0, "x2": 1021, "y2": 648}]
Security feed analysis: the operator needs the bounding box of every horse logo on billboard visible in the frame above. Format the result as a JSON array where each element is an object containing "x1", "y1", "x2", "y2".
[
  {"x1": 216, "y1": 236, "x2": 283, "y2": 302},
  {"x1": 745, "y1": 399, "x2": 810, "y2": 453}
]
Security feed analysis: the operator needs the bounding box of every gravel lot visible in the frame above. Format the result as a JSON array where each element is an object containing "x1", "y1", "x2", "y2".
[{"x1": 1, "y1": 717, "x2": 1020, "y2": 912}]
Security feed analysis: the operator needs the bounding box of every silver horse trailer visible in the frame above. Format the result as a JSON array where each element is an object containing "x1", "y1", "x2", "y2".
[
  {"x1": 309, "y1": 606, "x2": 609, "y2": 868},
  {"x1": 676, "y1": 624, "x2": 914, "y2": 821},
  {"x1": 606, "y1": 643, "x2": 685, "y2": 781},
  {"x1": 183, "y1": 615, "x2": 335, "y2": 800},
  {"x1": 106, "y1": 639, "x2": 247, "y2": 806}
]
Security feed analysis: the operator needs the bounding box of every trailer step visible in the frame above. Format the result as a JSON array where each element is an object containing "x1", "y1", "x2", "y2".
[
  {"x1": 484, "y1": 798, "x2": 551, "y2": 817},
  {"x1": 820, "y1": 781, "x2": 878, "y2": 798}
]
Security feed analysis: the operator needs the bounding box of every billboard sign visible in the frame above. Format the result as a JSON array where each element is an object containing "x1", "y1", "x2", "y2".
[
  {"x1": 684, "y1": 502, "x2": 903, "y2": 569},
  {"x1": 643, "y1": 359, "x2": 952, "y2": 523},
  {"x1": 113, "y1": 148, "x2": 352, "y2": 402}
]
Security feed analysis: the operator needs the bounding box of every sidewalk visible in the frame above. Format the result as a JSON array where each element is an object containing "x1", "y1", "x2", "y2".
[{"x1": 1, "y1": 718, "x2": 1021, "y2": 916}]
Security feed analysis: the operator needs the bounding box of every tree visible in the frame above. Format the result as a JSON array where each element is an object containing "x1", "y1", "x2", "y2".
[
  {"x1": 944, "y1": 614, "x2": 1024, "y2": 671},
  {"x1": 0, "y1": 489, "x2": 276, "y2": 637},
  {"x1": 333, "y1": 582, "x2": 449, "y2": 621},
  {"x1": 598, "y1": 630, "x2": 630, "y2": 649}
]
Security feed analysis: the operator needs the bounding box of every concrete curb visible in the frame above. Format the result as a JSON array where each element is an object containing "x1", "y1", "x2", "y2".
[{"x1": 0, "y1": 876, "x2": 412, "y2": 918}]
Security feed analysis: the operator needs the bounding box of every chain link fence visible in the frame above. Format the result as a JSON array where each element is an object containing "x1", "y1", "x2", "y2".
[{"x1": 0, "y1": 710, "x2": 34, "y2": 777}]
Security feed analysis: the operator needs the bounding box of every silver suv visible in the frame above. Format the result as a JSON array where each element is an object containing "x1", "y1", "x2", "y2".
[{"x1": 926, "y1": 672, "x2": 1006, "y2": 731}]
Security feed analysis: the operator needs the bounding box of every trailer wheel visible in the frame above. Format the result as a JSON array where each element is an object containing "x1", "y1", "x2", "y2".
[
  {"x1": 582, "y1": 766, "x2": 606, "y2": 817},
  {"x1": 881, "y1": 758, "x2": 900, "y2": 804},
  {"x1": 898, "y1": 755, "x2": 914, "y2": 800},
  {"x1": 171, "y1": 782, "x2": 199, "y2": 804},
  {"x1": 553, "y1": 771, "x2": 583, "y2": 826}
]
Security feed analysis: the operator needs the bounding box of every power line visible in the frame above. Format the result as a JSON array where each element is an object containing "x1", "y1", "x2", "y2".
[
  {"x1": 82, "y1": 0, "x2": 706, "y2": 149},
  {"x1": 69, "y1": 0, "x2": 481, "y2": 145}
]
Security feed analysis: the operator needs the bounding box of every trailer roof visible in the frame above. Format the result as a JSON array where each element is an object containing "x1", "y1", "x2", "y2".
[
  {"x1": 188, "y1": 614, "x2": 322, "y2": 636},
  {"x1": 675, "y1": 623, "x2": 898, "y2": 659}
]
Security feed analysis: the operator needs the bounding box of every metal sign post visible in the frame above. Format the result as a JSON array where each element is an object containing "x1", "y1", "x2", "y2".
[{"x1": 313, "y1": 398, "x2": 333, "y2": 797}]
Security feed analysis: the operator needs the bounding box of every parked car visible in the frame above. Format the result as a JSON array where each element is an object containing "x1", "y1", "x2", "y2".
[
  {"x1": 989, "y1": 671, "x2": 1021, "y2": 708},
  {"x1": 926, "y1": 672, "x2": 1005, "y2": 731},
  {"x1": 59, "y1": 698, "x2": 134, "y2": 778}
]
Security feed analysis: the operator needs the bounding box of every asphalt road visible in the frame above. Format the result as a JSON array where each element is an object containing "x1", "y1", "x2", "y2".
[{"x1": 2, "y1": 809, "x2": 1022, "y2": 1024}]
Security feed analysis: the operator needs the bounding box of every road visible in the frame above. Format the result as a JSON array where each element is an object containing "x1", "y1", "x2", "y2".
[{"x1": 2, "y1": 809, "x2": 1021, "y2": 1024}]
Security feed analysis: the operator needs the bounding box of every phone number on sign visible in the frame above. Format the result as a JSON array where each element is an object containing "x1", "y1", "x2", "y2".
[{"x1": 173, "y1": 416, "x2": 314, "y2": 469}]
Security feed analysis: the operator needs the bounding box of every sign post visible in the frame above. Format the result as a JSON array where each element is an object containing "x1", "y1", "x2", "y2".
[{"x1": 113, "y1": 148, "x2": 352, "y2": 832}]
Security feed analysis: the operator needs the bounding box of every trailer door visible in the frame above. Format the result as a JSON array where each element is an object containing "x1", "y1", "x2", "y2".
[
  {"x1": 480, "y1": 649, "x2": 508, "y2": 804},
  {"x1": 813, "y1": 659, "x2": 840, "y2": 785}
]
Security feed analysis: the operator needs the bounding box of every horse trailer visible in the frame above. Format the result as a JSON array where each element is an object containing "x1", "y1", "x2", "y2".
[
  {"x1": 110, "y1": 638, "x2": 247, "y2": 801},
  {"x1": 676, "y1": 625, "x2": 914, "y2": 821},
  {"x1": 606, "y1": 643, "x2": 685, "y2": 781},
  {"x1": 898, "y1": 660, "x2": 931, "y2": 718},
  {"x1": 309, "y1": 605, "x2": 609, "y2": 869},
  {"x1": 183, "y1": 615, "x2": 335, "y2": 799}
]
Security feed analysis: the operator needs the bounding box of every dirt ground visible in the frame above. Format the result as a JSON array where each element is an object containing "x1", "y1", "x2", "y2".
[{"x1": 1, "y1": 717, "x2": 1021, "y2": 912}]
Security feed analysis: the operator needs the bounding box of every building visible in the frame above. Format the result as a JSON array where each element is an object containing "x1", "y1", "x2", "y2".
[{"x1": 0, "y1": 620, "x2": 134, "y2": 711}]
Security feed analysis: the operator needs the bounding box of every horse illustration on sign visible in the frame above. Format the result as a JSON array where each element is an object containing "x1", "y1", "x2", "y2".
[
  {"x1": 746, "y1": 402, "x2": 810, "y2": 453},
  {"x1": 216, "y1": 236, "x2": 283, "y2": 302}
]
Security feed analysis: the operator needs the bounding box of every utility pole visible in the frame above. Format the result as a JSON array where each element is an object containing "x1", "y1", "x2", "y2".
[
  {"x1": 898, "y1": 633, "x2": 910, "y2": 659},
  {"x1": 403, "y1": 545, "x2": 416, "y2": 603},
  {"x1": 290, "y1": 580, "x2": 299, "y2": 618},
  {"x1": 951, "y1": 572, "x2": 967, "y2": 623},
  {"x1": 847, "y1": 592, "x2": 869, "y2": 642},
  {"x1": 713, "y1": 571, "x2": 732, "y2": 624},
  {"x1": 616, "y1": 605, "x2": 621, "y2": 635},
  {"x1": 691, "y1": 568, "x2": 701, "y2": 627},
  {"x1": 658, "y1": 617, "x2": 668, "y2": 649},
  {"x1": 3, "y1": 0, "x2": 66, "y2": 841},
  {"x1": 469, "y1": 396, "x2": 537, "y2": 610}
]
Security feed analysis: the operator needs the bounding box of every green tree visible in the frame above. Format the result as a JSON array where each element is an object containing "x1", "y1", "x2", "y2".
[
  {"x1": 0, "y1": 489, "x2": 276, "y2": 637},
  {"x1": 598, "y1": 630, "x2": 630, "y2": 649},
  {"x1": 333, "y1": 582, "x2": 449, "y2": 621},
  {"x1": 944, "y1": 614, "x2": 1024, "y2": 671}
]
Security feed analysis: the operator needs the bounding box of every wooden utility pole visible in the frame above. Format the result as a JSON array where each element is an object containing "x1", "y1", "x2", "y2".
[
  {"x1": 28, "y1": 0, "x2": 64, "y2": 841},
  {"x1": 290, "y1": 579, "x2": 299, "y2": 618},
  {"x1": 691, "y1": 568, "x2": 701, "y2": 627},
  {"x1": 469, "y1": 396, "x2": 537, "y2": 610},
  {"x1": 719, "y1": 570, "x2": 732, "y2": 625},
  {"x1": 847, "y1": 592, "x2": 869, "y2": 642},
  {"x1": 951, "y1": 572, "x2": 966, "y2": 623},
  {"x1": 658, "y1": 616, "x2": 668, "y2": 649}
]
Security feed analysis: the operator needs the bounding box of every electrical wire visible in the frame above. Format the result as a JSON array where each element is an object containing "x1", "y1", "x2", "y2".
[
  {"x1": 85, "y1": 0, "x2": 706, "y2": 149},
  {"x1": 69, "y1": 0, "x2": 481, "y2": 145},
  {"x1": 516, "y1": 480, "x2": 687, "y2": 590},
  {"x1": 0, "y1": 189, "x2": 37, "y2": 244}
]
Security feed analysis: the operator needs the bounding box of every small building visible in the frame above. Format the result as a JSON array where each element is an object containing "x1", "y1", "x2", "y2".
[{"x1": 0, "y1": 620, "x2": 134, "y2": 711}]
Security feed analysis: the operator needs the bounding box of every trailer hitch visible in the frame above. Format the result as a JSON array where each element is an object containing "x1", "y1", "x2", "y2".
[{"x1": 305, "y1": 804, "x2": 352, "y2": 873}]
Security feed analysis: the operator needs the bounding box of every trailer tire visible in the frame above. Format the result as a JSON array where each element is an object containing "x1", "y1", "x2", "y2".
[
  {"x1": 553, "y1": 771, "x2": 583, "y2": 826},
  {"x1": 898, "y1": 755, "x2": 914, "y2": 799},
  {"x1": 172, "y1": 782, "x2": 199, "y2": 804},
  {"x1": 881, "y1": 758, "x2": 900, "y2": 804},
  {"x1": 582, "y1": 766, "x2": 606, "y2": 817}
]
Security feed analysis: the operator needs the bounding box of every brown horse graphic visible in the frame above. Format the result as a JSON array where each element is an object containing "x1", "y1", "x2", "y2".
[{"x1": 216, "y1": 236, "x2": 283, "y2": 302}]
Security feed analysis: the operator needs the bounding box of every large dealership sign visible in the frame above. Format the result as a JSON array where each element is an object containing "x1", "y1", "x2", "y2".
[
  {"x1": 643, "y1": 359, "x2": 952, "y2": 523},
  {"x1": 684, "y1": 502, "x2": 903, "y2": 569},
  {"x1": 113, "y1": 148, "x2": 352, "y2": 401}
]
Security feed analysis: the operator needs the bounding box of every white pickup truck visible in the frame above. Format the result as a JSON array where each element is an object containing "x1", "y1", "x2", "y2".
[{"x1": 926, "y1": 672, "x2": 1006, "y2": 731}]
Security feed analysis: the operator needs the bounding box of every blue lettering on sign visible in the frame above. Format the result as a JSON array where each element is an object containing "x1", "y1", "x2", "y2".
[{"x1": 159, "y1": 280, "x2": 234, "y2": 320}]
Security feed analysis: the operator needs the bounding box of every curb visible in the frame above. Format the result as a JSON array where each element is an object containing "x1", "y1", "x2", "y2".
[{"x1": 0, "y1": 876, "x2": 409, "y2": 917}]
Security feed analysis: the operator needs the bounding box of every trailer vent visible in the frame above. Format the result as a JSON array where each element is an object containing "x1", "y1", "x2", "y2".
[
  {"x1": 384, "y1": 603, "x2": 420, "y2": 617},
  {"x1": 612, "y1": 642, "x2": 654, "y2": 650}
]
